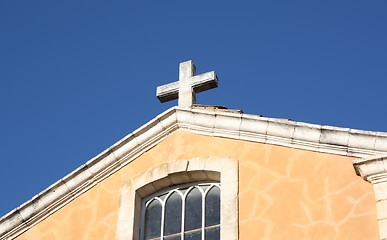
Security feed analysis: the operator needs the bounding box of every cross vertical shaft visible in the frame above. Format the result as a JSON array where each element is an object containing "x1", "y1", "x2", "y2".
[{"x1": 178, "y1": 61, "x2": 196, "y2": 108}]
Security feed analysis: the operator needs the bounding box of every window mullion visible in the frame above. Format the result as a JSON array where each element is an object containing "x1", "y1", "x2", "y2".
[
  {"x1": 160, "y1": 196, "x2": 166, "y2": 239},
  {"x1": 181, "y1": 192, "x2": 186, "y2": 240},
  {"x1": 202, "y1": 186, "x2": 207, "y2": 240}
]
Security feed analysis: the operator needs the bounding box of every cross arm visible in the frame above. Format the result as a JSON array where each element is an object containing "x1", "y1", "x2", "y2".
[
  {"x1": 191, "y1": 71, "x2": 218, "y2": 93},
  {"x1": 156, "y1": 81, "x2": 179, "y2": 102}
]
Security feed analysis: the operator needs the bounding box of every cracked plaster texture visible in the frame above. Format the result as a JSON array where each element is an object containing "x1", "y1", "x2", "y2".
[{"x1": 14, "y1": 130, "x2": 378, "y2": 240}]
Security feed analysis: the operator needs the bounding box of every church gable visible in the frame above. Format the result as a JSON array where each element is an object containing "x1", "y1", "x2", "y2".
[
  {"x1": 1, "y1": 60, "x2": 386, "y2": 239},
  {"x1": 10, "y1": 130, "x2": 379, "y2": 239},
  {"x1": 1, "y1": 106, "x2": 387, "y2": 239}
]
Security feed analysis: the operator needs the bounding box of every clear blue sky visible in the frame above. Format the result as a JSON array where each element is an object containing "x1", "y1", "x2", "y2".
[{"x1": 0, "y1": 1, "x2": 386, "y2": 217}]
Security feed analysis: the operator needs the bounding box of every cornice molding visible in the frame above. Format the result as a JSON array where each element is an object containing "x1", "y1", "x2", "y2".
[
  {"x1": 353, "y1": 155, "x2": 387, "y2": 182},
  {"x1": 1, "y1": 106, "x2": 387, "y2": 239}
]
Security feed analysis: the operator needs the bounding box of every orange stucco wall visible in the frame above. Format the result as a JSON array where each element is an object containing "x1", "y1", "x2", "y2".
[{"x1": 16, "y1": 130, "x2": 378, "y2": 239}]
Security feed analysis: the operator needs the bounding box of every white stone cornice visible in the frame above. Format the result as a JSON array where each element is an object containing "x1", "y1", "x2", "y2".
[
  {"x1": 368, "y1": 172, "x2": 387, "y2": 184},
  {"x1": 353, "y1": 155, "x2": 387, "y2": 181},
  {"x1": 178, "y1": 106, "x2": 387, "y2": 157},
  {"x1": 1, "y1": 106, "x2": 387, "y2": 239}
]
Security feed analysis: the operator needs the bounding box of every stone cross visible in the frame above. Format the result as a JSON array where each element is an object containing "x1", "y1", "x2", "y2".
[{"x1": 156, "y1": 60, "x2": 218, "y2": 108}]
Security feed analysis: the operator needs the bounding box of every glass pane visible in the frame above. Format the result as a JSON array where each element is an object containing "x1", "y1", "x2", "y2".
[
  {"x1": 144, "y1": 199, "x2": 162, "y2": 239},
  {"x1": 184, "y1": 229, "x2": 202, "y2": 240},
  {"x1": 164, "y1": 192, "x2": 182, "y2": 235},
  {"x1": 185, "y1": 188, "x2": 203, "y2": 231},
  {"x1": 205, "y1": 186, "x2": 220, "y2": 227},
  {"x1": 165, "y1": 234, "x2": 181, "y2": 240},
  {"x1": 205, "y1": 226, "x2": 220, "y2": 240}
]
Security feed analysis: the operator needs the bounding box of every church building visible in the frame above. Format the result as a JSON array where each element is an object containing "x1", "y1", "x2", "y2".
[{"x1": 1, "y1": 60, "x2": 387, "y2": 239}]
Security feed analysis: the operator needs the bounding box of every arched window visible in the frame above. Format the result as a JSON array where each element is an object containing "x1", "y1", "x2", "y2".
[
  {"x1": 116, "y1": 158, "x2": 237, "y2": 240},
  {"x1": 141, "y1": 182, "x2": 221, "y2": 240}
]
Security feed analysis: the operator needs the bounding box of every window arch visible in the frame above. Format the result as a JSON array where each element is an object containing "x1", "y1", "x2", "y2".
[
  {"x1": 116, "y1": 157, "x2": 238, "y2": 240},
  {"x1": 141, "y1": 183, "x2": 221, "y2": 240}
]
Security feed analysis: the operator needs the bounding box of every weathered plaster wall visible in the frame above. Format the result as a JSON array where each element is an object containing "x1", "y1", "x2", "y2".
[{"x1": 16, "y1": 130, "x2": 378, "y2": 239}]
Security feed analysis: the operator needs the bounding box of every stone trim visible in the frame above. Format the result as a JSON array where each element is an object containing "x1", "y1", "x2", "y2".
[
  {"x1": 1, "y1": 106, "x2": 387, "y2": 239},
  {"x1": 116, "y1": 157, "x2": 238, "y2": 240},
  {"x1": 353, "y1": 155, "x2": 387, "y2": 181},
  {"x1": 367, "y1": 176, "x2": 387, "y2": 240},
  {"x1": 177, "y1": 107, "x2": 387, "y2": 157},
  {"x1": 353, "y1": 155, "x2": 387, "y2": 239}
]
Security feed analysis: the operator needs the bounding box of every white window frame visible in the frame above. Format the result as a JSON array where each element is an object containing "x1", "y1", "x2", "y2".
[
  {"x1": 116, "y1": 157, "x2": 238, "y2": 240},
  {"x1": 140, "y1": 182, "x2": 221, "y2": 240}
]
